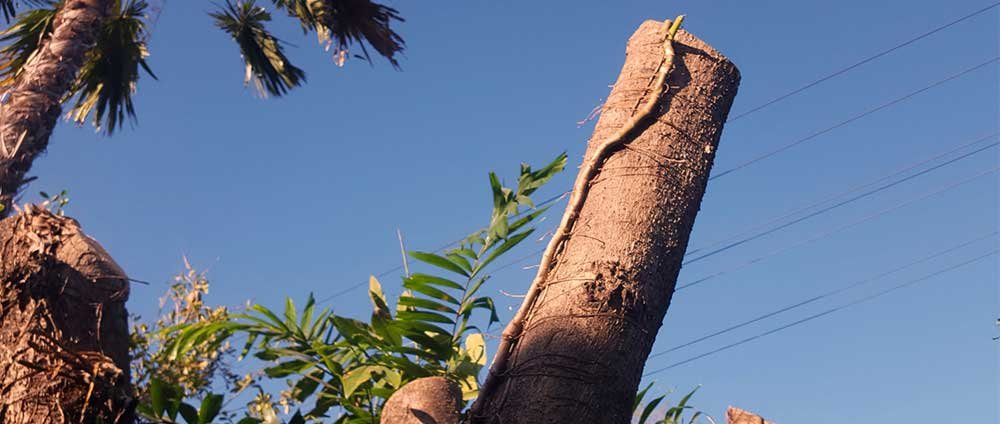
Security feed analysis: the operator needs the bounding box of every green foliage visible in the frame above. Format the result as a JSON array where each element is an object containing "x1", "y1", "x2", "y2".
[
  {"x1": 136, "y1": 378, "x2": 229, "y2": 424},
  {"x1": 0, "y1": 0, "x2": 156, "y2": 134},
  {"x1": 0, "y1": 3, "x2": 56, "y2": 86},
  {"x1": 0, "y1": 0, "x2": 48, "y2": 22},
  {"x1": 163, "y1": 154, "x2": 566, "y2": 422},
  {"x1": 272, "y1": 0, "x2": 405, "y2": 68},
  {"x1": 130, "y1": 259, "x2": 253, "y2": 409},
  {"x1": 135, "y1": 154, "x2": 708, "y2": 423},
  {"x1": 0, "y1": 0, "x2": 405, "y2": 123},
  {"x1": 211, "y1": 0, "x2": 305, "y2": 98},
  {"x1": 633, "y1": 384, "x2": 714, "y2": 424},
  {"x1": 38, "y1": 188, "x2": 69, "y2": 215},
  {"x1": 67, "y1": 0, "x2": 157, "y2": 134}
]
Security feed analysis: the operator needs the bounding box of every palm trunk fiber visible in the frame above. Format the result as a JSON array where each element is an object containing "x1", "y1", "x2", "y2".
[
  {"x1": 0, "y1": 0, "x2": 110, "y2": 216},
  {"x1": 0, "y1": 206, "x2": 132, "y2": 423},
  {"x1": 727, "y1": 406, "x2": 773, "y2": 424},
  {"x1": 473, "y1": 21, "x2": 739, "y2": 423}
]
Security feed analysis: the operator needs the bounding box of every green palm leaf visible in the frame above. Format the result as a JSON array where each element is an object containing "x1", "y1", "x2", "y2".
[
  {"x1": 0, "y1": 0, "x2": 52, "y2": 22},
  {"x1": 212, "y1": 0, "x2": 305, "y2": 97},
  {"x1": 66, "y1": 0, "x2": 157, "y2": 135},
  {"x1": 0, "y1": 4, "x2": 57, "y2": 86},
  {"x1": 275, "y1": 0, "x2": 404, "y2": 68}
]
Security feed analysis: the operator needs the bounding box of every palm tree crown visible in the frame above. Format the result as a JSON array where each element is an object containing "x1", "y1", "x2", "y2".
[{"x1": 0, "y1": 0, "x2": 405, "y2": 134}]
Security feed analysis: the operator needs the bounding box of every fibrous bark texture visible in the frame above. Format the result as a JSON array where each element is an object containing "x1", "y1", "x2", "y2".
[
  {"x1": 0, "y1": 206, "x2": 133, "y2": 423},
  {"x1": 473, "y1": 21, "x2": 739, "y2": 423},
  {"x1": 381, "y1": 377, "x2": 461, "y2": 424},
  {"x1": 0, "y1": 0, "x2": 111, "y2": 215},
  {"x1": 726, "y1": 406, "x2": 773, "y2": 424}
]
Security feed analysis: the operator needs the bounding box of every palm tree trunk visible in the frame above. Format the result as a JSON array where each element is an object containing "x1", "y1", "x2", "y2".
[
  {"x1": 0, "y1": 1, "x2": 131, "y2": 422},
  {"x1": 471, "y1": 21, "x2": 740, "y2": 423},
  {"x1": 0, "y1": 206, "x2": 133, "y2": 423},
  {"x1": 0, "y1": 0, "x2": 111, "y2": 216}
]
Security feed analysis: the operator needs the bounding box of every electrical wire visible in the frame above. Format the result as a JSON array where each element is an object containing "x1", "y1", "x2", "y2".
[
  {"x1": 709, "y1": 57, "x2": 999, "y2": 181},
  {"x1": 677, "y1": 166, "x2": 999, "y2": 291},
  {"x1": 643, "y1": 248, "x2": 998, "y2": 376},
  {"x1": 685, "y1": 131, "x2": 999, "y2": 257},
  {"x1": 319, "y1": 11, "x2": 1000, "y2": 304},
  {"x1": 726, "y1": 1, "x2": 1000, "y2": 121},
  {"x1": 487, "y1": 160, "x2": 1000, "y2": 286},
  {"x1": 649, "y1": 231, "x2": 997, "y2": 359},
  {"x1": 684, "y1": 140, "x2": 998, "y2": 265}
]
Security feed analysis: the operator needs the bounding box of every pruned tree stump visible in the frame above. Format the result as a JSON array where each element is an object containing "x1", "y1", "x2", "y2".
[
  {"x1": 0, "y1": 206, "x2": 132, "y2": 423},
  {"x1": 381, "y1": 377, "x2": 462, "y2": 424},
  {"x1": 470, "y1": 19, "x2": 740, "y2": 424}
]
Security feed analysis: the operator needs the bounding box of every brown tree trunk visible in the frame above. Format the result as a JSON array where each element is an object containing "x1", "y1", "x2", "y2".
[
  {"x1": 0, "y1": 1, "x2": 128, "y2": 421},
  {"x1": 0, "y1": 206, "x2": 133, "y2": 423},
  {"x1": 0, "y1": 0, "x2": 111, "y2": 216},
  {"x1": 472, "y1": 21, "x2": 739, "y2": 423}
]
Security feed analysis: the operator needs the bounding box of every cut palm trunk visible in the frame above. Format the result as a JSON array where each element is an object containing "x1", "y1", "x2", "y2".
[
  {"x1": 0, "y1": 206, "x2": 132, "y2": 423},
  {"x1": 727, "y1": 406, "x2": 773, "y2": 424},
  {"x1": 0, "y1": 0, "x2": 111, "y2": 216},
  {"x1": 471, "y1": 20, "x2": 740, "y2": 423}
]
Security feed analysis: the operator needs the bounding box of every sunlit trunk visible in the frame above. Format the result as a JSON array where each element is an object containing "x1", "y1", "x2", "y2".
[
  {"x1": 0, "y1": 3, "x2": 130, "y2": 421},
  {"x1": 471, "y1": 21, "x2": 740, "y2": 423},
  {"x1": 0, "y1": 0, "x2": 111, "y2": 216}
]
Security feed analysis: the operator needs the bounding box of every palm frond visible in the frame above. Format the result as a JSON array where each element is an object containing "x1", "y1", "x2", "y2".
[
  {"x1": 66, "y1": 0, "x2": 157, "y2": 135},
  {"x1": 0, "y1": 3, "x2": 57, "y2": 86},
  {"x1": 212, "y1": 0, "x2": 305, "y2": 98},
  {"x1": 1, "y1": 0, "x2": 53, "y2": 22},
  {"x1": 277, "y1": 0, "x2": 404, "y2": 68}
]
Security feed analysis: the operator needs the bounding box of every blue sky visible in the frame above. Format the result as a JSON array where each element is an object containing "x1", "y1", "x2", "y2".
[{"x1": 27, "y1": 0, "x2": 998, "y2": 422}]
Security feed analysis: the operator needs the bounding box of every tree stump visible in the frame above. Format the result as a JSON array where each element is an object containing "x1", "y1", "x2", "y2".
[
  {"x1": 381, "y1": 377, "x2": 462, "y2": 424},
  {"x1": 472, "y1": 20, "x2": 740, "y2": 423},
  {"x1": 0, "y1": 206, "x2": 132, "y2": 423}
]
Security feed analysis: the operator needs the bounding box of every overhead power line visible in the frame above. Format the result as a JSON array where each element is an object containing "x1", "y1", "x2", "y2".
[
  {"x1": 677, "y1": 166, "x2": 999, "y2": 291},
  {"x1": 320, "y1": 9, "x2": 999, "y2": 303},
  {"x1": 726, "y1": 1, "x2": 1000, "y2": 121},
  {"x1": 685, "y1": 131, "x2": 999, "y2": 257},
  {"x1": 684, "y1": 140, "x2": 998, "y2": 265},
  {"x1": 644, "y1": 248, "x2": 999, "y2": 376},
  {"x1": 650, "y1": 231, "x2": 997, "y2": 359},
  {"x1": 710, "y1": 57, "x2": 999, "y2": 181}
]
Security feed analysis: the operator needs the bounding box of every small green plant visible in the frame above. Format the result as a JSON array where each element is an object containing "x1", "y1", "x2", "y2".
[
  {"x1": 39, "y1": 189, "x2": 70, "y2": 215},
  {"x1": 633, "y1": 384, "x2": 714, "y2": 424},
  {"x1": 163, "y1": 154, "x2": 567, "y2": 422},
  {"x1": 139, "y1": 154, "x2": 714, "y2": 423},
  {"x1": 130, "y1": 259, "x2": 254, "y2": 423}
]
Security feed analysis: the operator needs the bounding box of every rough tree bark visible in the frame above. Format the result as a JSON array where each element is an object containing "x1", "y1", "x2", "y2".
[
  {"x1": 471, "y1": 21, "x2": 739, "y2": 423},
  {"x1": 381, "y1": 377, "x2": 462, "y2": 424},
  {"x1": 726, "y1": 407, "x2": 773, "y2": 424},
  {"x1": 0, "y1": 0, "x2": 112, "y2": 216},
  {"x1": 0, "y1": 2, "x2": 128, "y2": 421},
  {"x1": 0, "y1": 206, "x2": 132, "y2": 423}
]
